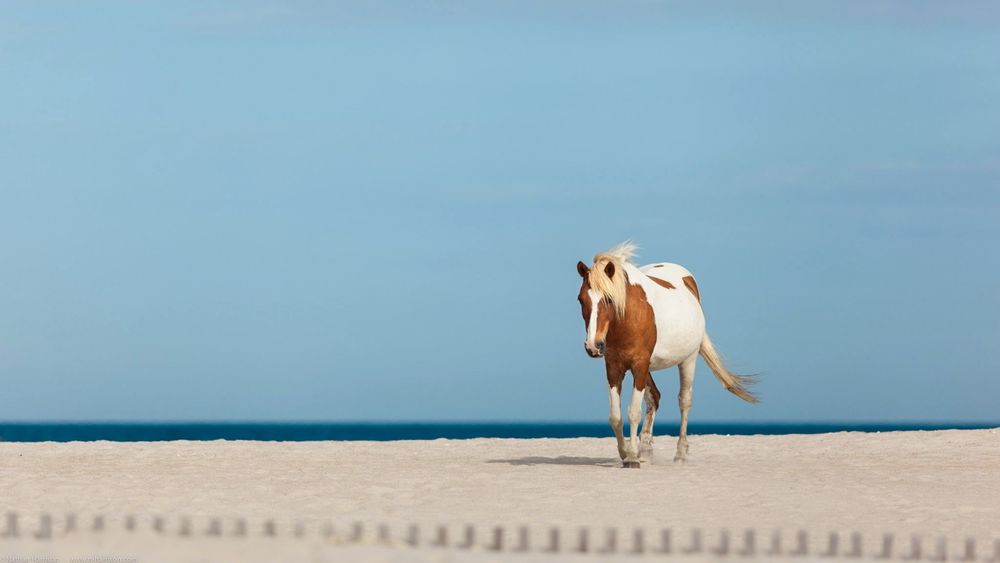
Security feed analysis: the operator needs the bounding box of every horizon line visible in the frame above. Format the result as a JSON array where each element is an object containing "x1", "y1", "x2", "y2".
[{"x1": 0, "y1": 420, "x2": 997, "y2": 426}]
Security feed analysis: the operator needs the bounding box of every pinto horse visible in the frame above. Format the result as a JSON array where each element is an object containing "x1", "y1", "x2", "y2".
[{"x1": 576, "y1": 242, "x2": 757, "y2": 467}]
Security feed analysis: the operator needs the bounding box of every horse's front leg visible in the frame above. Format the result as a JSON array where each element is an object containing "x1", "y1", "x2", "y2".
[
  {"x1": 606, "y1": 364, "x2": 627, "y2": 462},
  {"x1": 623, "y1": 369, "x2": 648, "y2": 468}
]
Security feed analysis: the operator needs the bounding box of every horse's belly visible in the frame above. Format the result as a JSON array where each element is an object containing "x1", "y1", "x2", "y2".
[{"x1": 649, "y1": 304, "x2": 705, "y2": 372}]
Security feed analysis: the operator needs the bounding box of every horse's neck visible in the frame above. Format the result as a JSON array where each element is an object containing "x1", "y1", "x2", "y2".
[{"x1": 608, "y1": 274, "x2": 652, "y2": 342}]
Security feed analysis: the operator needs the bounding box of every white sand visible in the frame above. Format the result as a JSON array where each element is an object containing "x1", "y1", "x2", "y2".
[{"x1": 1, "y1": 430, "x2": 997, "y2": 562}]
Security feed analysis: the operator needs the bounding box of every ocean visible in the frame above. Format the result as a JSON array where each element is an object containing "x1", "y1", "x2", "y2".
[{"x1": 0, "y1": 421, "x2": 994, "y2": 442}]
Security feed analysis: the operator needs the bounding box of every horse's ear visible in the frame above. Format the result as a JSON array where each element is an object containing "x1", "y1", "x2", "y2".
[
  {"x1": 576, "y1": 261, "x2": 589, "y2": 278},
  {"x1": 604, "y1": 262, "x2": 615, "y2": 278}
]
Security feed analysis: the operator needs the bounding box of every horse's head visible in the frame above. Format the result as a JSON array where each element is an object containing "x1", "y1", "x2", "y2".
[{"x1": 576, "y1": 258, "x2": 626, "y2": 358}]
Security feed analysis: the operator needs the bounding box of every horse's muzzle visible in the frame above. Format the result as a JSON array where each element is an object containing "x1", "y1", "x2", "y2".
[{"x1": 584, "y1": 340, "x2": 606, "y2": 358}]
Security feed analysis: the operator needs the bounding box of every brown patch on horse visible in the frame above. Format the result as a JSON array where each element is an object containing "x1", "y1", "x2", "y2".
[
  {"x1": 603, "y1": 283, "x2": 657, "y2": 391},
  {"x1": 682, "y1": 275, "x2": 701, "y2": 302},
  {"x1": 649, "y1": 276, "x2": 676, "y2": 290},
  {"x1": 653, "y1": 264, "x2": 665, "y2": 268}
]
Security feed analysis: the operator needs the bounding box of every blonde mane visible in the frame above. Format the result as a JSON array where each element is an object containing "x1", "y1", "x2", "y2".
[{"x1": 588, "y1": 241, "x2": 637, "y2": 318}]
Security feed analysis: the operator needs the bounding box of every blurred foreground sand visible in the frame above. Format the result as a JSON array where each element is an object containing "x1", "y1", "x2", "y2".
[{"x1": 0, "y1": 430, "x2": 997, "y2": 561}]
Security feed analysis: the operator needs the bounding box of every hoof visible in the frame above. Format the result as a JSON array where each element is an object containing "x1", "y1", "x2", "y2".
[
  {"x1": 673, "y1": 454, "x2": 687, "y2": 464},
  {"x1": 622, "y1": 460, "x2": 641, "y2": 469}
]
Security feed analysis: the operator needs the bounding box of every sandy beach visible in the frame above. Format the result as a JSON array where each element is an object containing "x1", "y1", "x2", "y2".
[{"x1": 1, "y1": 429, "x2": 997, "y2": 561}]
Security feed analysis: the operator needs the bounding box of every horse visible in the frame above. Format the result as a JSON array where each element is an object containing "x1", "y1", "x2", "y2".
[{"x1": 576, "y1": 242, "x2": 757, "y2": 467}]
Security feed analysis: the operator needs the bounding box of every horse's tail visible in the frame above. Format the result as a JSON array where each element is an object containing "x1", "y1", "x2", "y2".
[{"x1": 699, "y1": 332, "x2": 759, "y2": 403}]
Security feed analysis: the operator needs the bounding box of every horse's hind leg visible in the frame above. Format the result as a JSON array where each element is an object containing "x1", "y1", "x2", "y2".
[
  {"x1": 674, "y1": 354, "x2": 697, "y2": 463},
  {"x1": 640, "y1": 378, "x2": 660, "y2": 462}
]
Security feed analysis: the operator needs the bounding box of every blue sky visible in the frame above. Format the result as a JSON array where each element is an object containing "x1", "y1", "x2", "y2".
[{"x1": 1, "y1": 1, "x2": 998, "y2": 422}]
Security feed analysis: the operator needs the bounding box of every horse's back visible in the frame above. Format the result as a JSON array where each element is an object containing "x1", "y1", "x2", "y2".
[{"x1": 639, "y1": 263, "x2": 694, "y2": 287}]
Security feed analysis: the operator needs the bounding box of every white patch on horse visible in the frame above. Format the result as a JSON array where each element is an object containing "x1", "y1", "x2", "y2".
[
  {"x1": 630, "y1": 262, "x2": 705, "y2": 371},
  {"x1": 585, "y1": 288, "x2": 601, "y2": 349}
]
